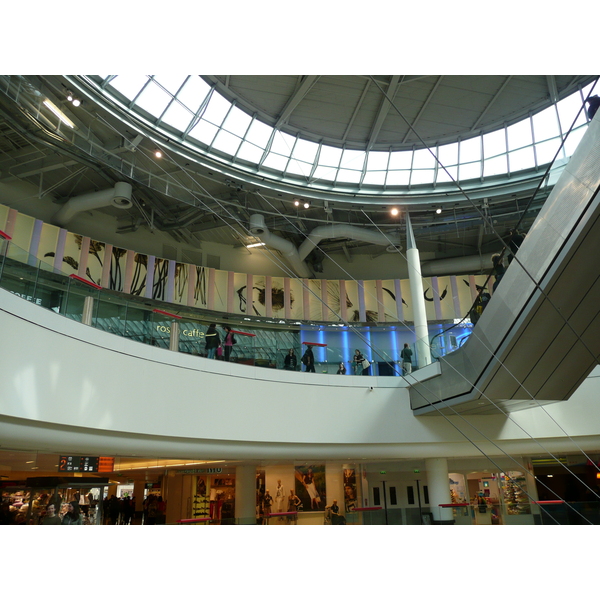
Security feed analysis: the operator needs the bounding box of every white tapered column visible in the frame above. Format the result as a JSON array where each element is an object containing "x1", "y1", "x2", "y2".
[{"x1": 406, "y1": 212, "x2": 431, "y2": 368}]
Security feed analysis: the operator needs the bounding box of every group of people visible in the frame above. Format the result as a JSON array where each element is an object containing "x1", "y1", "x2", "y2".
[
  {"x1": 204, "y1": 324, "x2": 237, "y2": 361},
  {"x1": 284, "y1": 344, "x2": 415, "y2": 377}
]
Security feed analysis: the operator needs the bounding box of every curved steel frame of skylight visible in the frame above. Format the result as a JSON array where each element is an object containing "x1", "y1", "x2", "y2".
[{"x1": 81, "y1": 75, "x2": 596, "y2": 204}]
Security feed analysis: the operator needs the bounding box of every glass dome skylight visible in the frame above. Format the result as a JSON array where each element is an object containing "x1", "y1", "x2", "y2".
[{"x1": 94, "y1": 75, "x2": 595, "y2": 194}]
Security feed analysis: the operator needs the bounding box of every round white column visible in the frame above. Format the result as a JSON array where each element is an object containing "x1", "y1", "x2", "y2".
[
  {"x1": 425, "y1": 458, "x2": 454, "y2": 524},
  {"x1": 406, "y1": 213, "x2": 431, "y2": 369},
  {"x1": 235, "y1": 464, "x2": 257, "y2": 525}
]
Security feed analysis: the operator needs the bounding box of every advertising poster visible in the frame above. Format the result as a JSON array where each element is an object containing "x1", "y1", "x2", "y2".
[{"x1": 294, "y1": 465, "x2": 326, "y2": 512}]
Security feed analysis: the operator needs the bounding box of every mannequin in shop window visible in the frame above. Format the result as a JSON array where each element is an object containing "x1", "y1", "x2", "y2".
[
  {"x1": 263, "y1": 489, "x2": 273, "y2": 523},
  {"x1": 275, "y1": 480, "x2": 286, "y2": 519}
]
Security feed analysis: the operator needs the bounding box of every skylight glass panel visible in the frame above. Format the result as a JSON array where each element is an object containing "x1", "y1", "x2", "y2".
[
  {"x1": 134, "y1": 79, "x2": 173, "y2": 117},
  {"x1": 311, "y1": 165, "x2": 337, "y2": 182},
  {"x1": 410, "y1": 169, "x2": 435, "y2": 185},
  {"x1": 557, "y1": 91, "x2": 587, "y2": 131},
  {"x1": 507, "y1": 118, "x2": 533, "y2": 151},
  {"x1": 362, "y1": 171, "x2": 387, "y2": 186},
  {"x1": 245, "y1": 118, "x2": 273, "y2": 149},
  {"x1": 153, "y1": 75, "x2": 187, "y2": 96},
  {"x1": 188, "y1": 119, "x2": 219, "y2": 146},
  {"x1": 222, "y1": 105, "x2": 252, "y2": 137},
  {"x1": 109, "y1": 75, "x2": 149, "y2": 102},
  {"x1": 459, "y1": 136, "x2": 481, "y2": 163},
  {"x1": 318, "y1": 144, "x2": 342, "y2": 167},
  {"x1": 388, "y1": 150, "x2": 412, "y2": 170},
  {"x1": 386, "y1": 170, "x2": 411, "y2": 186},
  {"x1": 563, "y1": 125, "x2": 587, "y2": 156},
  {"x1": 211, "y1": 129, "x2": 242, "y2": 156},
  {"x1": 201, "y1": 91, "x2": 231, "y2": 127},
  {"x1": 262, "y1": 152, "x2": 289, "y2": 171},
  {"x1": 532, "y1": 105, "x2": 560, "y2": 142},
  {"x1": 458, "y1": 161, "x2": 481, "y2": 181},
  {"x1": 366, "y1": 151, "x2": 389, "y2": 171},
  {"x1": 483, "y1": 129, "x2": 506, "y2": 158},
  {"x1": 535, "y1": 138, "x2": 562, "y2": 165},
  {"x1": 483, "y1": 155, "x2": 508, "y2": 177},
  {"x1": 291, "y1": 138, "x2": 319, "y2": 163},
  {"x1": 437, "y1": 143, "x2": 458, "y2": 167},
  {"x1": 340, "y1": 148, "x2": 366, "y2": 170},
  {"x1": 161, "y1": 101, "x2": 194, "y2": 131},
  {"x1": 270, "y1": 130, "x2": 295, "y2": 157},
  {"x1": 286, "y1": 159, "x2": 312, "y2": 177},
  {"x1": 435, "y1": 165, "x2": 458, "y2": 184},
  {"x1": 508, "y1": 146, "x2": 535, "y2": 171},
  {"x1": 237, "y1": 141, "x2": 264, "y2": 163},
  {"x1": 412, "y1": 148, "x2": 436, "y2": 169},
  {"x1": 177, "y1": 76, "x2": 212, "y2": 113},
  {"x1": 336, "y1": 168, "x2": 362, "y2": 184}
]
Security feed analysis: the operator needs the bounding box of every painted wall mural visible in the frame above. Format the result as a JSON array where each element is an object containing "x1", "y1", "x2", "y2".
[{"x1": 0, "y1": 203, "x2": 491, "y2": 324}]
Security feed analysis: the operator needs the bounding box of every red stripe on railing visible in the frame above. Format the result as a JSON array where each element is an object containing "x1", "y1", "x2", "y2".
[
  {"x1": 68, "y1": 274, "x2": 102, "y2": 289},
  {"x1": 231, "y1": 330, "x2": 255, "y2": 337},
  {"x1": 350, "y1": 506, "x2": 383, "y2": 512},
  {"x1": 439, "y1": 503, "x2": 469, "y2": 507},
  {"x1": 176, "y1": 517, "x2": 212, "y2": 524},
  {"x1": 533, "y1": 500, "x2": 564, "y2": 504},
  {"x1": 153, "y1": 309, "x2": 182, "y2": 319},
  {"x1": 0, "y1": 230, "x2": 11, "y2": 240},
  {"x1": 302, "y1": 341, "x2": 327, "y2": 347}
]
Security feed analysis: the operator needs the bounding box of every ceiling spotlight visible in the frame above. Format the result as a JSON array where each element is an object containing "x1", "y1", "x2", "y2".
[
  {"x1": 66, "y1": 91, "x2": 74, "y2": 102},
  {"x1": 436, "y1": 207, "x2": 442, "y2": 214},
  {"x1": 391, "y1": 207, "x2": 399, "y2": 216},
  {"x1": 154, "y1": 149, "x2": 163, "y2": 159},
  {"x1": 303, "y1": 201, "x2": 310, "y2": 209},
  {"x1": 246, "y1": 242, "x2": 266, "y2": 248},
  {"x1": 72, "y1": 98, "x2": 81, "y2": 107},
  {"x1": 293, "y1": 199, "x2": 301, "y2": 207}
]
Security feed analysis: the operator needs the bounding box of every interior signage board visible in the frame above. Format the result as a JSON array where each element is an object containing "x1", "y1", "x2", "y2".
[{"x1": 58, "y1": 456, "x2": 115, "y2": 473}]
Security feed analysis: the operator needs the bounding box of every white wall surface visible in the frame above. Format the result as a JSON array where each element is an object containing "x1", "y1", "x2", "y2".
[{"x1": 2, "y1": 287, "x2": 600, "y2": 462}]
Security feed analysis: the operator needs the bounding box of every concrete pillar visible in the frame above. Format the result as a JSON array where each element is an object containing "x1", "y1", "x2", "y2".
[
  {"x1": 426, "y1": 458, "x2": 454, "y2": 524},
  {"x1": 406, "y1": 212, "x2": 431, "y2": 368},
  {"x1": 169, "y1": 320, "x2": 180, "y2": 352},
  {"x1": 235, "y1": 464, "x2": 257, "y2": 525}
]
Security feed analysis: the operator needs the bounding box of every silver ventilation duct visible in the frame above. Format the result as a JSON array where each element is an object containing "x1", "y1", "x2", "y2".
[{"x1": 53, "y1": 182, "x2": 133, "y2": 227}]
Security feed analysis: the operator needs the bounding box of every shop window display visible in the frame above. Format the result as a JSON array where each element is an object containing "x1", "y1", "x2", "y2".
[{"x1": 500, "y1": 471, "x2": 531, "y2": 515}]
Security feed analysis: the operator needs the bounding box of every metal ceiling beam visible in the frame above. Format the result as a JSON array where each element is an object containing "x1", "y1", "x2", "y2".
[
  {"x1": 366, "y1": 75, "x2": 402, "y2": 150},
  {"x1": 342, "y1": 79, "x2": 371, "y2": 143},
  {"x1": 546, "y1": 75, "x2": 559, "y2": 103},
  {"x1": 400, "y1": 76, "x2": 443, "y2": 144},
  {"x1": 274, "y1": 76, "x2": 320, "y2": 128},
  {"x1": 469, "y1": 76, "x2": 513, "y2": 132}
]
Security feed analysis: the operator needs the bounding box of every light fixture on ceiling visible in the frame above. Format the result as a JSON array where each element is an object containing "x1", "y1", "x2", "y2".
[
  {"x1": 390, "y1": 207, "x2": 399, "y2": 216},
  {"x1": 65, "y1": 91, "x2": 82, "y2": 107},
  {"x1": 246, "y1": 242, "x2": 266, "y2": 248},
  {"x1": 293, "y1": 199, "x2": 301, "y2": 207},
  {"x1": 436, "y1": 207, "x2": 442, "y2": 214},
  {"x1": 42, "y1": 99, "x2": 75, "y2": 128},
  {"x1": 303, "y1": 201, "x2": 310, "y2": 209},
  {"x1": 154, "y1": 149, "x2": 163, "y2": 159}
]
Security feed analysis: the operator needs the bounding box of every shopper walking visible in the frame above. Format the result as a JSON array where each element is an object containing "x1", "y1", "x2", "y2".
[{"x1": 400, "y1": 343, "x2": 413, "y2": 376}]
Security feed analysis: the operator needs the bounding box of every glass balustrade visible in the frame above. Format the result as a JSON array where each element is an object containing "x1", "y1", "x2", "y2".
[{"x1": 0, "y1": 237, "x2": 471, "y2": 373}]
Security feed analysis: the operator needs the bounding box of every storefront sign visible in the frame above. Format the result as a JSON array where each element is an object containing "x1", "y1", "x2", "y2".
[
  {"x1": 177, "y1": 467, "x2": 223, "y2": 474},
  {"x1": 156, "y1": 325, "x2": 205, "y2": 338}
]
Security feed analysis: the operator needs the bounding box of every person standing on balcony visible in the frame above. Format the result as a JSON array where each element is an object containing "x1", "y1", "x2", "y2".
[
  {"x1": 205, "y1": 323, "x2": 220, "y2": 359},
  {"x1": 301, "y1": 346, "x2": 315, "y2": 373},
  {"x1": 401, "y1": 343, "x2": 413, "y2": 376},
  {"x1": 284, "y1": 348, "x2": 297, "y2": 370},
  {"x1": 222, "y1": 325, "x2": 235, "y2": 362}
]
